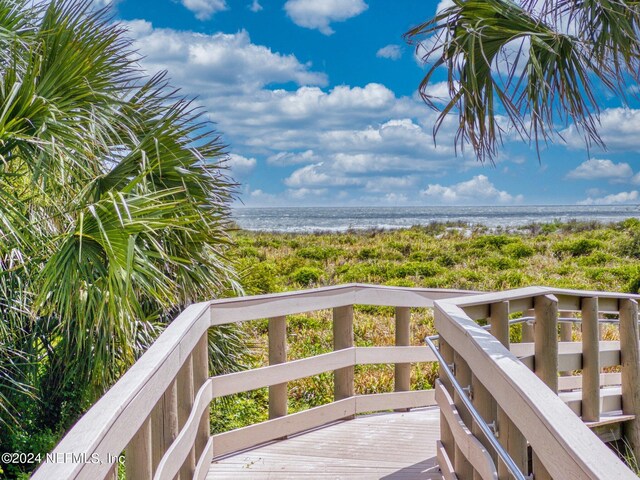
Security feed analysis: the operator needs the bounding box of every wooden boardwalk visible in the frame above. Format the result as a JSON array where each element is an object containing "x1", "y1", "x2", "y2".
[{"x1": 207, "y1": 407, "x2": 443, "y2": 479}]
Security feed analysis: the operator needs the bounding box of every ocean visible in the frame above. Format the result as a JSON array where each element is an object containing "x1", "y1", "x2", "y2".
[{"x1": 232, "y1": 205, "x2": 640, "y2": 232}]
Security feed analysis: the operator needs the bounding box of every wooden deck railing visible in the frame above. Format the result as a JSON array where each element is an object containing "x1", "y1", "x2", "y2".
[
  {"x1": 32, "y1": 284, "x2": 473, "y2": 480},
  {"x1": 434, "y1": 286, "x2": 640, "y2": 479}
]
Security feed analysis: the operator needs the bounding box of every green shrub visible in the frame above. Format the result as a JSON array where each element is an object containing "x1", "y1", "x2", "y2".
[
  {"x1": 392, "y1": 261, "x2": 441, "y2": 278},
  {"x1": 357, "y1": 247, "x2": 380, "y2": 260},
  {"x1": 291, "y1": 266, "x2": 323, "y2": 285},
  {"x1": 503, "y1": 242, "x2": 534, "y2": 259},
  {"x1": 552, "y1": 238, "x2": 602, "y2": 258},
  {"x1": 297, "y1": 246, "x2": 344, "y2": 261}
]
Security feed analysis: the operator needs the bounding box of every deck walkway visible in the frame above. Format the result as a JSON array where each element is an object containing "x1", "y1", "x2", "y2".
[{"x1": 207, "y1": 407, "x2": 443, "y2": 479}]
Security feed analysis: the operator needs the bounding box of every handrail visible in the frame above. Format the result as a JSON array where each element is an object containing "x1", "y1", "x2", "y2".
[
  {"x1": 434, "y1": 294, "x2": 639, "y2": 479},
  {"x1": 425, "y1": 335, "x2": 527, "y2": 480},
  {"x1": 32, "y1": 284, "x2": 640, "y2": 480},
  {"x1": 33, "y1": 284, "x2": 477, "y2": 480}
]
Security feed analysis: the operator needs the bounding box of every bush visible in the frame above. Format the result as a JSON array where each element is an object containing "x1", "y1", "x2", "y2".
[
  {"x1": 552, "y1": 238, "x2": 602, "y2": 258},
  {"x1": 297, "y1": 246, "x2": 343, "y2": 261},
  {"x1": 503, "y1": 243, "x2": 534, "y2": 259},
  {"x1": 291, "y1": 266, "x2": 323, "y2": 285}
]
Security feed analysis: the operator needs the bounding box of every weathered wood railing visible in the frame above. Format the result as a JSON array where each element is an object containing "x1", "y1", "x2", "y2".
[
  {"x1": 32, "y1": 284, "x2": 473, "y2": 480},
  {"x1": 434, "y1": 286, "x2": 640, "y2": 479}
]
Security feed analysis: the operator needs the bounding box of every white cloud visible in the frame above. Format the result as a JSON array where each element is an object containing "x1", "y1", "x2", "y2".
[
  {"x1": 267, "y1": 150, "x2": 320, "y2": 166},
  {"x1": 284, "y1": 163, "x2": 362, "y2": 187},
  {"x1": 562, "y1": 108, "x2": 640, "y2": 152},
  {"x1": 284, "y1": 0, "x2": 368, "y2": 35},
  {"x1": 287, "y1": 187, "x2": 328, "y2": 199},
  {"x1": 181, "y1": 0, "x2": 227, "y2": 20},
  {"x1": 227, "y1": 153, "x2": 257, "y2": 176},
  {"x1": 123, "y1": 22, "x2": 327, "y2": 95},
  {"x1": 249, "y1": 0, "x2": 262, "y2": 12},
  {"x1": 376, "y1": 44, "x2": 402, "y2": 60},
  {"x1": 578, "y1": 190, "x2": 639, "y2": 205},
  {"x1": 421, "y1": 175, "x2": 523, "y2": 204},
  {"x1": 566, "y1": 158, "x2": 633, "y2": 180}
]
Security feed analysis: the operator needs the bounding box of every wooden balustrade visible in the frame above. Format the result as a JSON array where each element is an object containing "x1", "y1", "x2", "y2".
[{"x1": 33, "y1": 285, "x2": 640, "y2": 480}]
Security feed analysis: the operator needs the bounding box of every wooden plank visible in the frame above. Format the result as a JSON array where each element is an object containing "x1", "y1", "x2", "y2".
[
  {"x1": 558, "y1": 372, "x2": 621, "y2": 391},
  {"x1": 354, "y1": 284, "x2": 478, "y2": 307},
  {"x1": 581, "y1": 297, "x2": 600, "y2": 422},
  {"x1": 209, "y1": 285, "x2": 357, "y2": 324},
  {"x1": 496, "y1": 405, "x2": 527, "y2": 480},
  {"x1": 156, "y1": 379, "x2": 213, "y2": 480},
  {"x1": 620, "y1": 298, "x2": 640, "y2": 458},
  {"x1": 126, "y1": 417, "x2": 152, "y2": 480},
  {"x1": 212, "y1": 349, "x2": 354, "y2": 398},
  {"x1": 436, "y1": 381, "x2": 498, "y2": 480},
  {"x1": 334, "y1": 305, "x2": 354, "y2": 403},
  {"x1": 434, "y1": 302, "x2": 636, "y2": 480},
  {"x1": 559, "y1": 387, "x2": 622, "y2": 415},
  {"x1": 208, "y1": 407, "x2": 442, "y2": 479},
  {"x1": 489, "y1": 301, "x2": 510, "y2": 348},
  {"x1": 268, "y1": 316, "x2": 287, "y2": 419},
  {"x1": 510, "y1": 341, "x2": 622, "y2": 370},
  {"x1": 354, "y1": 390, "x2": 436, "y2": 413},
  {"x1": 212, "y1": 398, "x2": 357, "y2": 458},
  {"x1": 437, "y1": 440, "x2": 459, "y2": 480},
  {"x1": 177, "y1": 355, "x2": 196, "y2": 480},
  {"x1": 355, "y1": 346, "x2": 437, "y2": 364},
  {"x1": 395, "y1": 307, "x2": 411, "y2": 405},
  {"x1": 194, "y1": 437, "x2": 214, "y2": 480},
  {"x1": 534, "y1": 295, "x2": 558, "y2": 393},
  {"x1": 32, "y1": 302, "x2": 211, "y2": 480}
]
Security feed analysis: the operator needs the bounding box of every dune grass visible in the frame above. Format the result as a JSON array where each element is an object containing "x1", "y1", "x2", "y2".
[{"x1": 212, "y1": 219, "x2": 640, "y2": 432}]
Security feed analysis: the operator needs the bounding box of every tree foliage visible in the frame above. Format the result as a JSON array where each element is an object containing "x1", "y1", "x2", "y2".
[
  {"x1": 0, "y1": 0, "x2": 239, "y2": 470},
  {"x1": 405, "y1": 0, "x2": 640, "y2": 162}
]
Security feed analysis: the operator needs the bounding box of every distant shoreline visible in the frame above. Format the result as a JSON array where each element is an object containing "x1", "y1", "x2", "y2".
[{"x1": 231, "y1": 205, "x2": 640, "y2": 233}]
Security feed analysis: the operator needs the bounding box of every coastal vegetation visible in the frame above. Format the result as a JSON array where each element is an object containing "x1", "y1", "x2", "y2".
[
  {"x1": 0, "y1": 1, "x2": 238, "y2": 477},
  {"x1": 214, "y1": 220, "x2": 640, "y2": 432}
]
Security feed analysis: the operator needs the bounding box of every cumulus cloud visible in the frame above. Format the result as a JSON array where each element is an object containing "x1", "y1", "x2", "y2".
[
  {"x1": 566, "y1": 159, "x2": 634, "y2": 180},
  {"x1": 562, "y1": 108, "x2": 640, "y2": 152},
  {"x1": 421, "y1": 175, "x2": 523, "y2": 204},
  {"x1": 123, "y1": 20, "x2": 481, "y2": 206},
  {"x1": 376, "y1": 44, "x2": 402, "y2": 60},
  {"x1": 122, "y1": 22, "x2": 327, "y2": 95},
  {"x1": 284, "y1": 0, "x2": 368, "y2": 35},
  {"x1": 181, "y1": 0, "x2": 227, "y2": 20},
  {"x1": 284, "y1": 163, "x2": 362, "y2": 187},
  {"x1": 578, "y1": 190, "x2": 639, "y2": 205},
  {"x1": 227, "y1": 153, "x2": 257, "y2": 176}
]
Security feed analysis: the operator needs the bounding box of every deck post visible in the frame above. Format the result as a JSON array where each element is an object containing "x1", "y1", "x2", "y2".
[
  {"x1": 333, "y1": 305, "x2": 354, "y2": 404},
  {"x1": 489, "y1": 301, "x2": 527, "y2": 479},
  {"x1": 125, "y1": 416, "x2": 152, "y2": 480},
  {"x1": 620, "y1": 298, "x2": 640, "y2": 458},
  {"x1": 521, "y1": 320, "x2": 534, "y2": 344},
  {"x1": 532, "y1": 294, "x2": 558, "y2": 480},
  {"x1": 269, "y1": 316, "x2": 288, "y2": 419},
  {"x1": 194, "y1": 332, "x2": 210, "y2": 459},
  {"x1": 177, "y1": 354, "x2": 196, "y2": 480},
  {"x1": 394, "y1": 307, "x2": 411, "y2": 411},
  {"x1": 581, "y1": 297, "x2": 600, "y2": 422},
  {"x1": 438, "y1": 337, "x2": 455, "y2": 469},
  {"x1": 559, "y1": 311, "x2": 573, "y2": 376},
  {"x1": 453, "y1": 353, "x2": 474, "y2": 479},
  {"x1": 490, "y1": 301, "x2": 510, "y2": 347},
  {"x1": 150, "y1": 394, "x2": 164, "y2": 473},
  {"x1": 534, "y1": 295, "x2": 558, "y2": 393}
]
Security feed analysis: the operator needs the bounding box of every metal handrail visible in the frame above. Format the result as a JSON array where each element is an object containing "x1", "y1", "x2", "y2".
[{"x1": 425, "y1": 335, "x2": 528, "y2": 480}]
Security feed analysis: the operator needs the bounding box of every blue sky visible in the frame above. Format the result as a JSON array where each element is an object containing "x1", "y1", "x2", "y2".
[{"x1": 104, "y1": 0, "x2": 640, "y2": 207}]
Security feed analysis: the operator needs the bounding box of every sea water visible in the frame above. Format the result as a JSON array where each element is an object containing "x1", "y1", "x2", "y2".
[{"x1": 232, "y1": 205, "x2": 640, "y2": 232}]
